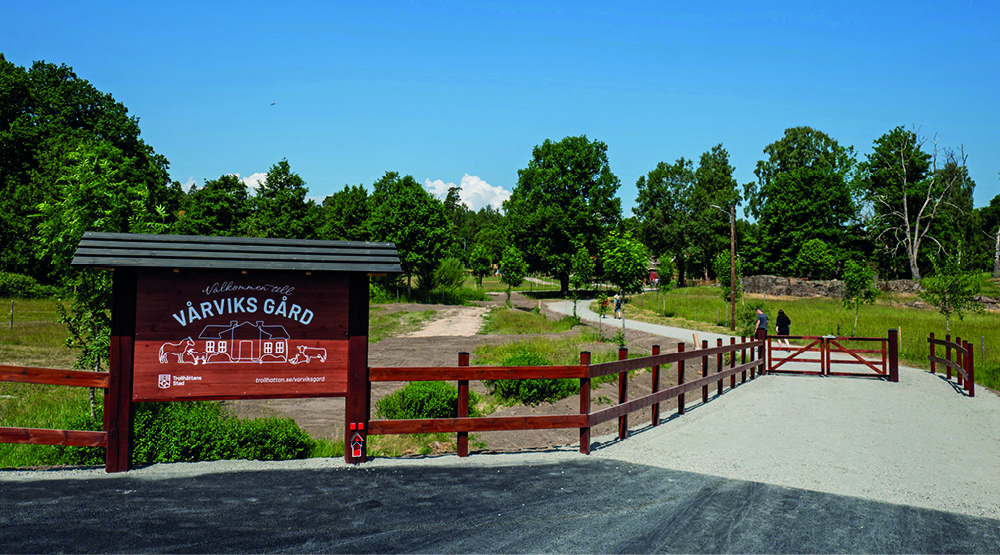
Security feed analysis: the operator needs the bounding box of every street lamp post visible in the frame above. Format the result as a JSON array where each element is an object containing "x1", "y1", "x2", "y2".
[{"x1": 712, "y1": 204, "x2": 737, "y2": 331}]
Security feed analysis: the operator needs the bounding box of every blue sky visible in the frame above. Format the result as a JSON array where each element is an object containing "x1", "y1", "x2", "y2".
[{"x1": 4, "y1": 1, "x2": 998, "y2": 216}]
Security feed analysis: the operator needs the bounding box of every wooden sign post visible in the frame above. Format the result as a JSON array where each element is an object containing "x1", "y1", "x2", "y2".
[{"x1": 72, "y1": 233, "x2": 399, "y2": 472}]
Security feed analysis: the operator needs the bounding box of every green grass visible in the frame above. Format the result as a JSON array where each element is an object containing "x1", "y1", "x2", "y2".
[
  {"x1": 624, "y1": 286, "x2": 1000, "y2": 391},
  {"x1": 468, "y1": 275, "x2": 561, "y2": 293},
  {"x1": 369, "y1": 307, "x2": 437, "y2": 343},
  {"x1": 479, "y1": 307, "x2": 580, "y2": 335},
  {"x1": 0, "y1": 298, "x2": 75, "y2": 369}
]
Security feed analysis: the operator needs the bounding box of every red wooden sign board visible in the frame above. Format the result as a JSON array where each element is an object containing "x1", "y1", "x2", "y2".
[{"x1": 133, "y1": 269, "x2": 350, "y2": 401}]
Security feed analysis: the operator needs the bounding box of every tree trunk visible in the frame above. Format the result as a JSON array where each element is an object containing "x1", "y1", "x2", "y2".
[
  {"x1": 559, "y1": 273, "x2": 570, "y2": 296},
  {"x1": 909, "y1": 255, "x2": 922, "y2": 282},
  {"x1": 993, "y1": 226, "x2": 999, "y2": 279}
]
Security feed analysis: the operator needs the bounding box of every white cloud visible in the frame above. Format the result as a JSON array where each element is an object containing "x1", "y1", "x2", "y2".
[
  {"x1": 181, "y1": 177, "x2": 197, "y2": 192},
  {"x1": 240, "y1": 172, "x2": 267, "y2": 191},
  {"x1": 423, "y1": 174, "x2": 510, "y2": 212}
]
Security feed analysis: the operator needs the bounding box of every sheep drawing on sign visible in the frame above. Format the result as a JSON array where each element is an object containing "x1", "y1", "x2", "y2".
[
  {"x1": 290, "y1": 345, "x2": 327, "y2": 365},
  {"x1": 159, "y1": 338, "x2": 194, "y2": 363}
]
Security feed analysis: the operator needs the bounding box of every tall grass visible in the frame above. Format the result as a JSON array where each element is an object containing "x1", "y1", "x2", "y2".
[
  {"x1": 628, "y1": 286, "x2": 1000, "y2": 391},
  {"x1": 479, "y1": 307, "x2": 579, "y2": 335}
]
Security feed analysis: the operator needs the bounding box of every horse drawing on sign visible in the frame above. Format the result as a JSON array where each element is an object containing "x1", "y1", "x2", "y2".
[
  {"x1": 290, "y1": 345, "x2": 327, "y2": 365},
  {"x1": 159, "y1": 337, "x2": 194, "y2": 363}
]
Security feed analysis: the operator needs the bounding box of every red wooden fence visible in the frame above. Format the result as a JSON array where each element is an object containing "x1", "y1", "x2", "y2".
[
  {"x1": 0, "y1": 365, "x2": 110, "y2": 451},
  {"x1": 367, "y1": 336, "x2": 766, "y2": 457},
  {"x1": 928, "y1": 333, "x2": 975, "y2": 397}
]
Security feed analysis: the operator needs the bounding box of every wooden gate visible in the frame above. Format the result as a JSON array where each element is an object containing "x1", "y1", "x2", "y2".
[{"x1": 767, "y1": 330, "x2": 898, "y2": 382}]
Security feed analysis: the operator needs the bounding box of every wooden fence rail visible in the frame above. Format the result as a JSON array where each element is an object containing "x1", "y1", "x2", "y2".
[
  {"x1": 368, "y1": 336, "x2": 766, "y2": 457},
  {"x1": 0, "y1": 365, "x2": 110, "y2": 448},
  {"x1": 928, "y1": 333, "x2": 975, "y2": 397}
]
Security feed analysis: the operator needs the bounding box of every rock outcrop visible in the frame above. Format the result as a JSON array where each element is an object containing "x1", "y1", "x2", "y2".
[{"x1": 741, "y1": 275, "x2": 921, "y2": 299}]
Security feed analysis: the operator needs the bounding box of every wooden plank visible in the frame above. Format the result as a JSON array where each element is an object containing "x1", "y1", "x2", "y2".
[
  {"x1": 0, "y1": 427, "x2": 108, "y2": 447},
  {"x1": 928, "y1": 355, "x2": 967, "y2": 377},
  {"x1": 79, "y1": 231, "x2": 396, "y2": 250},
  {"x1": 588, "y1": 341, "x2": 763, "y2": 379},
  {"x1": 369, "y1": 365, "x2": 588, "y2": 381},
  {"x1": 589, "y1": 361, "x2": 760, "y2": 426},
  {"x1": 74, "y1": 247, "x2": 399, "y2": 264},
  {"x1": 72, "y1": 256, "x2": 403, "y2": 273},
  {"x1": 368, "y1": 414, "x2": 588, "y2": 435},
  {"x1": 0, "y1": 366, "x2": 109, "y2": 389}
]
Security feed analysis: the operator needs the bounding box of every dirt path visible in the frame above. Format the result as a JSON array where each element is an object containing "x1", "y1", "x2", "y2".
[{"x1": 402, "y1": 305, "x2": 489, "y2": 337}]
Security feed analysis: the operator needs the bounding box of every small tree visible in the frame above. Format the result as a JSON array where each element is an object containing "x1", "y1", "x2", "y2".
[
  {"x1": 498, "y1": 246, "x2": 527, "y2": 305},
  {"x1": 569, "y1": 246, "x2": 595, "y2": 318},
  {"x1": 712, "y1": 251, "x2": 743, "y2": 329},
  {"x1": 841, "y1": 260, "x2": 878, "y2": 335},
  {"x1": 601, "y1": 230, "x2": 651, "y2": 335},
  {"x1": 468, "y1": 244, "x2": 492, "y2": 288},
  {"x1": 919, "y1": 251, "x2": 983, "y2": 332}
]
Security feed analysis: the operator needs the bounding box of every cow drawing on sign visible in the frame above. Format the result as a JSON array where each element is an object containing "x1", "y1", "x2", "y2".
[
  {"x1": 159, "y1": 337, "x2": 194, "y2": 363},
  {"x1": 290, "y1": 345, "x2": 327, "y2": 365},
  {"x1": 185, "y1": 349, "x2": 209, "y2": 365}
]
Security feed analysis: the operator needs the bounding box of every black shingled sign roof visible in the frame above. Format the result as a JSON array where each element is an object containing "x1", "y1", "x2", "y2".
[{"x1": 71, "y1": 232, "x2": 402, "y2": 274}]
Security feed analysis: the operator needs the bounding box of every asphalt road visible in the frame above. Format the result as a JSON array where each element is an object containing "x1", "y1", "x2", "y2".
[{"x1": 3, "y1": 456, "x2": 999, "y2": 553}]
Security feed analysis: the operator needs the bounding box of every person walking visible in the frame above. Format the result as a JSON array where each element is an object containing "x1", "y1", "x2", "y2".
[
  {"x1": 775, "y1": 309, "x2": 791, "y2": 348},
  {"x1": 755, "y1": 308, "x2": 768, "y2": 339},
  {"x1": 613, "y1": 294, "x2": 622, "y2": 318}
]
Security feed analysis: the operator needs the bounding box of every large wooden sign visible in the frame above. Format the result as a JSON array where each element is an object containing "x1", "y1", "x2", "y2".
[{"x1": 133, "y1": 269, "x2": 349, "y2": 401}]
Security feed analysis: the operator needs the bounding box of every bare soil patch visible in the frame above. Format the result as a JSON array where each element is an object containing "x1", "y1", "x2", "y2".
[{"x1": 227, "y1": 292, "x2": 686, "y2": 452}]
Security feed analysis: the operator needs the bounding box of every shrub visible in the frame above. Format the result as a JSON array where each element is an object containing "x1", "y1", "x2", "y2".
[
  {"x1": 482, "y1": 352, "x2": 579, "y2": 405},
  {"x1": 375, "y1": 381, "x2": 482, "y2": 420},
  {"x1": 46, "y1": 402, "x2": 315, "y2": 466},
  {"x1": 433, "y1": 257, "x2": 467, "y2": 291},
  {"x1": 0, "y1": 272, "x2": 40, "y2": 298}
]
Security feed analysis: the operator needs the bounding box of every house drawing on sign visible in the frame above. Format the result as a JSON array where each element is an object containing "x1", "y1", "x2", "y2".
[
  {"x1": 157, "y1": 320, "x2": 297, "y2": 365},
  {"x1": 197, "y1": 320, "x2": 290, "y2": 364}
]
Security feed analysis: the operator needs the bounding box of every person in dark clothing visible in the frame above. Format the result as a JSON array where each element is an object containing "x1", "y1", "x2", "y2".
[
  {"x1": 776, "y1": 309, "x2": 791, "y2": 348},
  {"x1": 755, "y1": 309, "x2": 768, "y2": 337}
]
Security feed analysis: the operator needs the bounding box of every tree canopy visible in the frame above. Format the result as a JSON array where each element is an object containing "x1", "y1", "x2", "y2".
[
  {"x1": 505, "y1": 135, "x2": 622, "y2": 293},
  {"x1": 745, "y1": 127, "x2": 857, "y2": 275}
]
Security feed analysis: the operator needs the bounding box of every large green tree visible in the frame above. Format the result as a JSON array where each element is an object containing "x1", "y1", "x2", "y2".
[
  {"x1": 366, "y1": 172, "x2": 453, "y2": 289},
  {"x1": 745, "y1": 127, "x2": 857, "y2": 275},
  {"x1": 858, "y1": 127, "x2": 974, "y2": 281},
  {"x1": 633, "y1": 158, "x2": 694, "y2": 285},
  {"x1": 0, "y1": 55, "x2": 172, "y2": 280},
  {"x1": 505, "y1": 135, "x2": 622, "y2": 294},
  {"x1": 173, "y1": 174, "x2": 249, "y2": 237},
  {"x1": 690, "y1": 144, "x2": 740, "y2": 279},
  {"x1": 318, "y1": 184, "x2": 369, "y2": 241},
  {"x1": 242, "y1": 160, "x2": 316, "y2": 239}
]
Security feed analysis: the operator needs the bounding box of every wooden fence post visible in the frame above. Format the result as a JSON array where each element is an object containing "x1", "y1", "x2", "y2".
[
  {"x1": 717, "y1": 338, "x2": 724, "y2": 396},
  {"x1": 929, "y1": 332, "x2": 936, "y2": 374},
  {"x1": 580, "y1": 351, "x2": 591, "y2": 454},
  {"x1": 727, "y1": 337, "x2": 735, "y2": 389},
  {"x1": 741, "y1": 336, "x2": 748, "y2": 383},
  {"x1": 965, "y1": 340, "x2": 975, "y2": 397},
  {"x1": 956, "y1": 336, "x2": 963, "y2": 387},
  {"x1": 946, "y1": 334, "x2": 952, "y2": 380},
  {"x1": 888, "y1": 328, "x2": 899, "y2": 383},
  {"x1": 458, "y1": 351, "x2": 470, "y2": 457},
  {"x1": 651, "y1": 345, "x2": 660, "y2": 427},
  {"x1": 701, "y1": 340, "x2": 709, "y2": 403},
  {"x1": 618, "y1": 347, "x2": 628, "y2": 440},
  {"x1": 677, "y1": 342, "x2": 685, "y2": 415}
]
